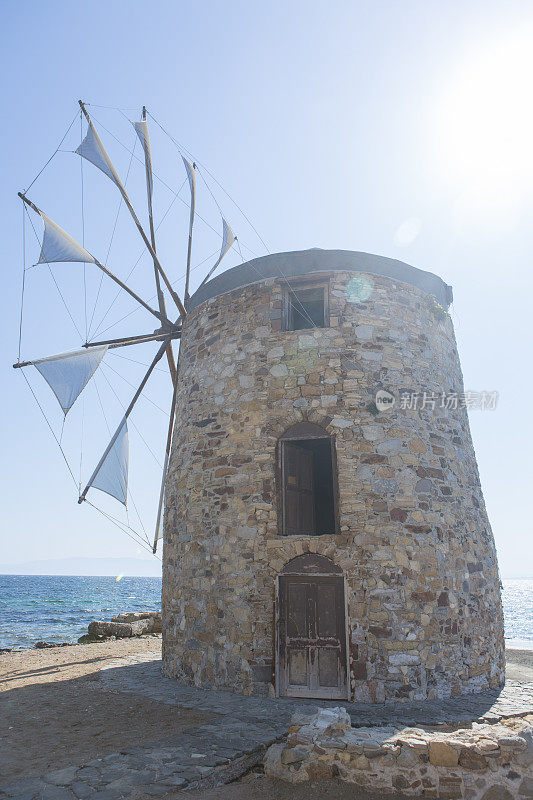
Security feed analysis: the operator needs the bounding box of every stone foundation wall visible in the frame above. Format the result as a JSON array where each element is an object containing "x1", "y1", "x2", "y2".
[
  {"x1": 264, "y1": 707, "x2": 533, "y2": 799},
  {"x1": 162, "y1": 268, "x2": 504, "y2": 701}
]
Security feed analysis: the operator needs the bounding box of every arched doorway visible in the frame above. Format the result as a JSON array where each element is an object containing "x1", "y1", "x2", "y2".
[{"x1": 277, "y1": 554, "x2": 348, "y2": 699}]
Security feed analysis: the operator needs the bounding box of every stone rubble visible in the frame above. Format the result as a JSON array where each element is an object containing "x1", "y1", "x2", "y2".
[{"x1": 264, "y1": 706, "x2": 533, "y2": 798}]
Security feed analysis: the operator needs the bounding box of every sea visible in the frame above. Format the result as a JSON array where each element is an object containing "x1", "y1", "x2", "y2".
[
  {"x1": 0, "y1": 574, "x2": 162, "y2": 650},
  {"x1": 0, "y1": 575, "x2": 531, "y2": 651}
]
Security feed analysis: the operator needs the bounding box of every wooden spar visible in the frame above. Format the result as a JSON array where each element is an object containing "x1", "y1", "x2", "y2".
[
  {"x1": 14, "y1": 329, "x2": 181, "y2": 367},
  {"x1": 78, "y1": 101, "x2": 187, "y2": 319},
  {"x1": 90, "y1": 255, "x2": 168, "y2": 324},
  {"x1": 141, "y1": 106, "x2": 165, "y2": 316},
  {"x1": 78, "y1": 339, "x2": 168, "y2": 504},
  {"x1": 183, "y1": 162, "x2": 196, "y2": 304},
  {"x1": 11, "y1": 328, "x2": 177, "y2": 367},
  {"x1": 152, "y1": 366, "x2": 179, "y2": 553},
  {"x1": 18, "y1": 192, "x2": 167, "y2": 326},
  {"x1": 81, "y1": 328, "x2": 181, "y2": 351},
  {"x1": 141, "y1": 106, "x2": 177, "y2": 384}
]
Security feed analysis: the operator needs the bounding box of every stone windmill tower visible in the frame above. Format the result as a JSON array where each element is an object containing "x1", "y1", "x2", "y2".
[{"x1": 161, "y1": 249, "x2": 504, "y2": 703}]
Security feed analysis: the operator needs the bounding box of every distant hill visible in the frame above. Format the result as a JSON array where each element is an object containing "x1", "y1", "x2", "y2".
[{"x1": 0, "y1": 557, "x2": 162, "y2": 577}]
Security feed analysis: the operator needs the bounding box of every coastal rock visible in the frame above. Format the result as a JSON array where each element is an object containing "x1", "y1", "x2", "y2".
[
  {"x1": 34, "y1": 641, "x2": 71, "y2": 649},
  {"x1": 88, "y1": 621, "x2": 134, "y2": 639},
  {"x1": 112, "y1": 611, "x2": 162, "y2": 632},
  {"x1": 88, "y1": 616, "x2": 160, "y2": 639},
  {"x1": 77, "y1": 633, "x2": 111, "y2": 644}
]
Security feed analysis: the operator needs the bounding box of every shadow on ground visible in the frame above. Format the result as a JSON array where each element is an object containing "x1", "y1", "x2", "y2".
[
  {"x1": 0, "y1": 660, "x2": 214, "y2": 783},
  {"x1": 2, "y1": 651, "x2": 532, "y2": 799}
]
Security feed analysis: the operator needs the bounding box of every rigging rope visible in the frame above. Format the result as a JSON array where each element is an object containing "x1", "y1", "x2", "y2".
[
  {"x1": 90, "y1": 245, "x2": 217, "y2": 341},
  {"x1": 21, "y1": 367, "x2": 154, "y2": 555},
  {"x1": 24, "y1": 111, "x2": 79, "y2": 194},
  {"x1": 90, "y1": 112, "x2": 260, "y2": 259},
  {"x1": 99, "y1": 363, "x2": 164, "y2": 465},
  {"x1": 80, "y1": 109, "x2": 87, "y2": 341},
  {"x1": 86, "y1": 500, "x2": 160, "y2": 558},
  {"x1": 108, "y1": 350, "x2": 168, "y2": 373},
  {"x1": 79, "y1": 396, "x2": 85, "y2": 493},
  {"x1": 234, "y1": 230, "x2": 325, "y2": 333},
  {"x1": 147, "y1": 111, "x2": 270, "y2": 255},
  {"x1": 89, "y1": 176, "x2": 187, "y2": 340},
  {"x1": 101, "y1": 360, "x2": 167, "y2": 416},
  {"x1": 20, "y1": 370, "x2": 79, "y2": 490},
  {"x1": 24, "y1": 206, "x2": 84, "y2": 340},
  {"x1": 92, "y1": 375, "x2": 152, "y2": 548},
  {"x1": 87, "y1": 135, "x2": 138, "y2": 340},
  {"x1": 86, "y1": 103, "x2": 140, "y2": 112},
  {"x1": 18, "y1": 203, "x2": 26, "y2": 362}
]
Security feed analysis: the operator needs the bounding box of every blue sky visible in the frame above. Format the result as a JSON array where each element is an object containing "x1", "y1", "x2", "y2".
[{"x1": 1, "y1": 0, "x2": 532, "y2": 577}]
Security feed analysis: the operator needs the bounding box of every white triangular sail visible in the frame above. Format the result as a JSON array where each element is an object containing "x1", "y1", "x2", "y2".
[
  {"x1": 90, "y1": 419, "x2": 129, "y2": 505},
  {"x1": 76, "y1": 120, "x2": 122, "y2": 189},
  {"x1": 201, "y1": 218, "x2": 235, "y2": 286},
  {"x1": 37, "y1": 212, "x2": 95, "y2": 265},
  {"x1": 32, "y1": 346, "x2": 107, "y2": 415},
  {"x1": 133, "y1": 119, "x2": 153, "y2": 200},
  {"x1": 182, "y1": 156, "x2": 196, "y2": 236}
]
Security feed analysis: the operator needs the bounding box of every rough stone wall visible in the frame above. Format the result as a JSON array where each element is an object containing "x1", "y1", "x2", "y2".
[
  {"x1": 264, "y1": 707, "x2": 533, "y2": 799},
  {"x1": 162, "y1": 270, "x2": 504, "y2": 701}
]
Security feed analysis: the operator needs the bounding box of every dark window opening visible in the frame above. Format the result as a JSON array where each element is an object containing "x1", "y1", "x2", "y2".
[
  {"x1": 287, "y1": 287, "x2": 326, "y2": 330},
  {"x1": 281, "y1": 437, "x2": 336, "y2": 536}
]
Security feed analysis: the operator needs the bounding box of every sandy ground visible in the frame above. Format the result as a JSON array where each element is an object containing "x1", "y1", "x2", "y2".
[
  {"x1": 0, "y1": 637, "x2": 213, "y2": 783},
  {"x1": 505, "y1": 648, "x2": 533, "y2": 683},
  {"x1": 180, "y1": 774, "x2": 399, "y2": 799},
  {"x1": 1, "y1": 639, "x2": 531, "y2": 797}
]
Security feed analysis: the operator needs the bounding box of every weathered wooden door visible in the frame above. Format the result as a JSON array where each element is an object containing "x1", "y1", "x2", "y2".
[
  {"x1": 278, "y1": 574, "x2": 347, "y2": 698},
  {"x1": 283, "y1": 443, "x2": 315, "y2": 536}
]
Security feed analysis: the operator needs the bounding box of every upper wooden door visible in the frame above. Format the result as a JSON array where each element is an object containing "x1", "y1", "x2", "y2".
[
  {"x1": 278, "y1": 574, "x2": 347, "y2": 699},
  {"x1": 283, "y1": 443, "x2": 315, "y2": 536}
]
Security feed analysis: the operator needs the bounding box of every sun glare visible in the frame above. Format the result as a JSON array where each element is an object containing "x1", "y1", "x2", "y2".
[{"x1": 435, "y1": 29, "x2": 533, "y2": 195}]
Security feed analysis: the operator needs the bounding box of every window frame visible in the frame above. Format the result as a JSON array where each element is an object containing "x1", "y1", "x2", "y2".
[
  {"x1": 277, "y1": 423, "x2": 340, "y2": 537},
  {"x1": 282, "y1": 278, "x2": 330, "y2": 332}
]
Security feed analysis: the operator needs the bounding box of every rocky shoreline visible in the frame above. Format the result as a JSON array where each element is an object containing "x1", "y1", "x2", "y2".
[{"x1": 0, "y1": 610, "x2": 162, "y2": 653}]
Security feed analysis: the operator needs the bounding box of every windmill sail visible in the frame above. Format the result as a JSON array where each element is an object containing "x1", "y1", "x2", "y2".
[
  {"x1": 182, "y1": 156, "x2": 196, "y2": 236},
  {"x1": 182, "y1": 157, "x2": 196, "y2": 301},
  {"x1": 90, "y1": 418, "x2": 129, "y2": 505},
  {"x1": 31, "y1": 346, "x2": 108, "y2": 415},
  {"x1": 38, "y1": 212, "x2": 95, "y2": 265},
  {"x1": 76, "y1": 120, "x2": 122, "y2": 189},
  {"x1": 200, "y1": 218, "x2": 235, "y2": 286},
  {"x1": 133, "y1": 119, "x2": 153, "y2": 200}
]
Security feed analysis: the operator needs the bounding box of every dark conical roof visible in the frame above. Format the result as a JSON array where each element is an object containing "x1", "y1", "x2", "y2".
[{"x1": 189, "y1": 248, "x2": 452, "y2": 310}]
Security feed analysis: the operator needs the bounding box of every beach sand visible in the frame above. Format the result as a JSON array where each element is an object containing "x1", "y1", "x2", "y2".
[
  {"x1": 504, "y1": 648, "x2": 533, "y2": 683},
  {"x1": 0, "y1": 637, "x2": 213, "y2": 784},
  {"x1": 1, "y1": 639, "x2": 531, "y2": 798}
]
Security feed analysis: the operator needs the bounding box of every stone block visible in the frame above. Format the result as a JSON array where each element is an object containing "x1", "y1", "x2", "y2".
[
  {"x1": 480, "y1": 788, "x2": 513, "y2": 800},
  {"x1": 459, "y1": 747, "x2": 487, "y2": 771},
  {"x1": 428, "y1": 741, "x2": 459, "y2": 767}
]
